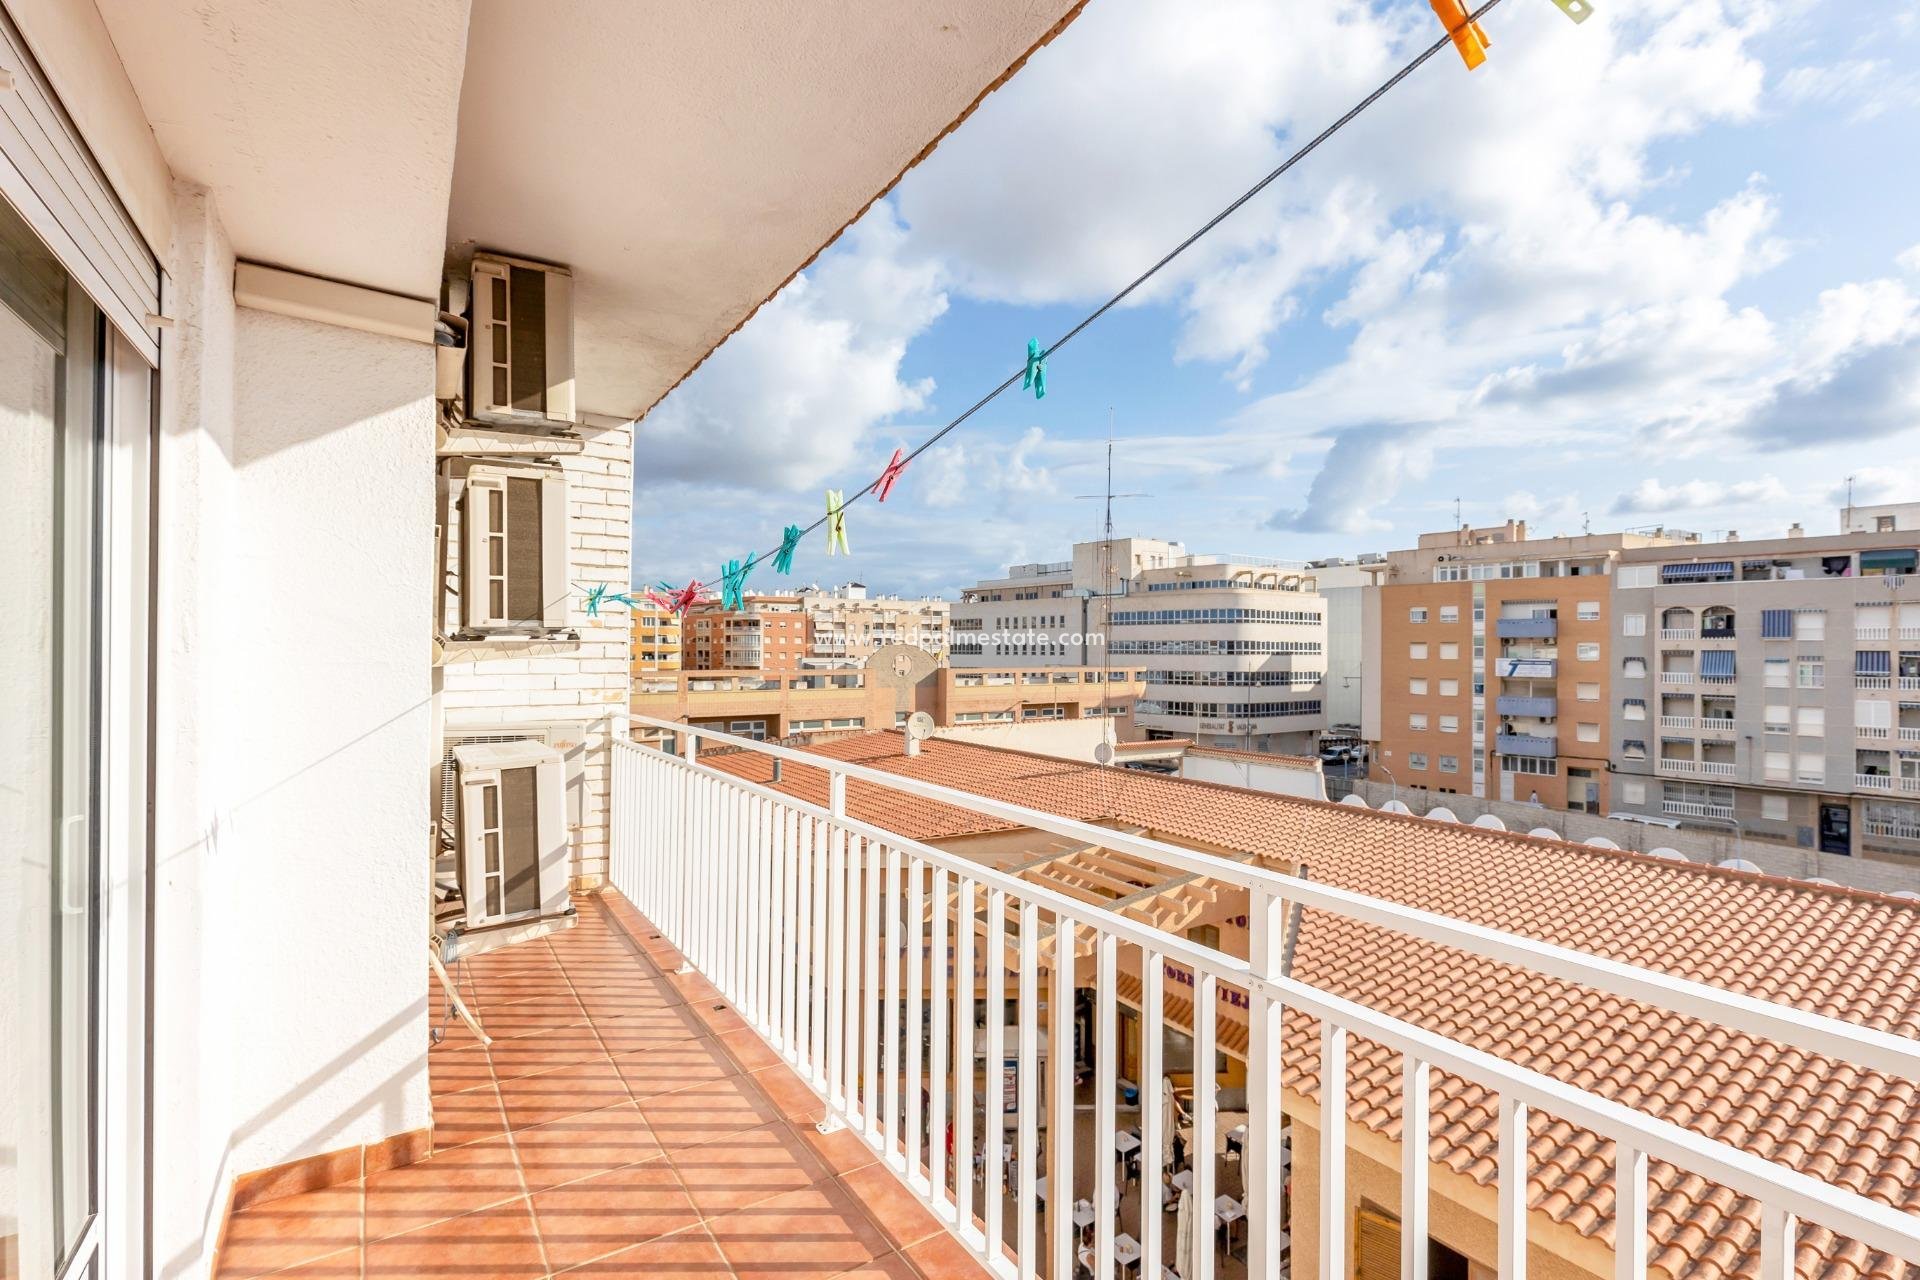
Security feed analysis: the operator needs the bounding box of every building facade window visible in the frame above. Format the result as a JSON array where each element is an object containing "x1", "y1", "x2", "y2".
[
  {"x1": 1622, "y1": 657, "x2": 1647, "y2": 679},
  {"x1": 1439, "y1": 715, "x2": 1459, "y2": 733},
  {"x1": 1798, "y1": 706, "x2": 1825, "y2": 737},
  {"x1": 1577, "y1": 722, "x2": 1600, "y2": 742},
  {"x1": 1577, "y1": 601, "x2": 1600, "y2": 621},
  {"x1": 1409, "y1": 678, "x2": 1428, "y2": 695},
  {"x1": 1576, "y1": 642, "x2": 1600, "y2": 661},
  {"x1": 1798, "y1": 659, "x2": 1824, "y2": 688},
  {"x1": 1796, "y1": 611, "x2": 1826, "y2": 642},
  {"x1": 1439, "y1": 679, "x2": 1459, "y2": 697},
  {"x1": 1762, "y1": 794, "x2": 1790, "y2": 821},
  {"x1": 1410, "y1": 713, "x2": 1429, "y2": 731},
  {"x1": 1438, "y1": 755, "x2": 1459, "y2": 773},
  {"x1": 1409, "y1": 643, "x2": 1428, "y2": 660},
  {"x1": 1622, "y1": 614, "x2": 1647, "y2": 636},
  {"x1": 1409, "y1": 606, "x2": 1428, "y2": 623},
  {"x1": 1408, "y1": 752, "x2": 1429, "y2": 770},
  {"x1": 1439, "y1": 605, "x2": 1459, "y2": 623},
  {"x1": 1576, "y1": 682, "x2": 1600, "y2": 701},
  {"x1": 1439, "y1": 642, "x2": 1460, "y2": 660}
]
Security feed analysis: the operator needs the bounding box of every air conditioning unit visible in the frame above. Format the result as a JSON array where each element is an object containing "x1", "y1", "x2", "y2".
[
  {"x1": 451, "y1": 741, "x2": 569, "y2": 930},
  {"x1": 461, "y1": 461, "x2": 569, "y2": 631},
  {"x1": 466, "y1": 252, "x2": 575, "y2": 426}
]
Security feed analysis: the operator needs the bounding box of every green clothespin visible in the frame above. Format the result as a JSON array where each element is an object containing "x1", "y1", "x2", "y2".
[
  {"x1": 773, "y1": 524, "x2": 803, "y2": 575},
  {"x1": 1546, "y1": 0, "x2": 1592, "y2": 21},
  {"x1": 1022, "y1": 338, "x2": 1047, "y2": 400}
]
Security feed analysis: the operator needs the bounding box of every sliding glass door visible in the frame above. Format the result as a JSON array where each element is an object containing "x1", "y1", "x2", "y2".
[{"x1": 1, "y1": 183, "x2": 142, "y2": 1280}]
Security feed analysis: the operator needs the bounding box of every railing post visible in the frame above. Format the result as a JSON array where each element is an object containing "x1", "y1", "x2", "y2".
[
  {"x1": 883, "y1": 844, "x2": 904, "y2": 1164},
  {"x1": 1193, "y1": 973, "x2": 1217, "y2": 1280},
  {"x1": 1402, "y1": 1057, "x2": 1431, "y2": 1280},
  {"x1": 1137, "y1": 943, "x2": 1162, "y2": 1280},
  {"x1": 1318, "y1": 1020, "x2": 1346, "y2": 1280},
  {"x1": 1499, "y1": 1094, "x2": 1530, "y2": 1280},
  {"x1": 954, "y1": 878, "x2": 977, "y2": 1242},
  {"x1": 1615, "y1": 1141, "x2": 1647, "y2": 1280},
  {"x1": 1096, "y1": 930, "x2": 1118, "y2": 1280},
  {"x1": 1050, "y1": 915, "x2": 1077, "y2": 1280},
  {"x1": 906, "y1": 856, "x2": 927, "y2": 1191},
  {"x1": 984, "y1": 887, "x2": 1008, "y2": 1257},
  {"x1": 1759, "y1": 1204, "x2": 1797, "y2": 1280},
  {"x1": 675, "y1": 732, "x2": 699, "y2": 973},
  {"x1": 1016, "y1": 898, "x2": 1040, "y2": 1280},
  {"x1": 1246, "y1": 888, "x2": 1286, "y2": 1280},
  {"x1": 928, "y1": 867, "x2": 951, "y2": 1216}
]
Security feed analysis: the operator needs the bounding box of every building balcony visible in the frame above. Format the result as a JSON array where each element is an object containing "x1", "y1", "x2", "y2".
[
  {"x1": 1663, "y1": 798, "x2": 1736, "y2": 820},
  {"x1": 1858, "y1": 676, "x2": 1893, "y2": 691},
  {"x1": 1700, "y1": 760, "x2": 1738, "y2": 778},
  {"x1": 1495, "y1": 695, "x2": 1557, "y2": 717},
  {"x1": 1495, "y1": 656, "x2": 1557, "y2": 679},
  {"x1": 1865, "y1": 818, "x2": 1920, "y2": 842},
  {"x1": 1496, "y1": 617, "x2": 1557, "y2": 639},
  {"x1": 1495, "y1": 732, "x2": 1557, "y2": 758},
  {"x1": 1659, "y1": 758, "x2": 1698, "y2": 775},
  {"x1": 1698, "y1": 717, "x2": 1737, "y2": 737},
  {"x1": 1660, "y1": 627, "x2": 1697, "y2": 641},
  {"x1": 1858, "y1": 773, "x2": 1896, "y2": 792},
  {"x1": 1857, "y1": 625, "x2": 1892, "y2": 641},
  {"x1": 1659, "y1": 671, "x2": 1694, "y2": 686},
  {"x1": 1860, "y1": 725, "x2": 1892, "y2": 740},
  {"x1": 1901, "y1": 727, "x2": 1920, "y2": 743},
  {"x1": 1659, "y1": 714, "x2": 1696, "y2": 730},
  {"x1": 555, "y1": 717, "x2": 1920, "y2": 1280}
]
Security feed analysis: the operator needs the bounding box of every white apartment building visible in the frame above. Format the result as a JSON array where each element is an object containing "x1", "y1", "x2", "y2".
[
  {"x1": 798, "y1": 581, "x2": 949, "y2": 668},
  {"x1": 953, "y1": 538, "x2": 1329, "y2": 753},
  {"x1": 1304, "y1": 556, "x2": 1385, "y2": 731}
]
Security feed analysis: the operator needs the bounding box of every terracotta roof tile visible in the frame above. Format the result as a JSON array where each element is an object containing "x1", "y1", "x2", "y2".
[{"x1": 698, "y1": 732, "x2": 1920, "y2": 1280}]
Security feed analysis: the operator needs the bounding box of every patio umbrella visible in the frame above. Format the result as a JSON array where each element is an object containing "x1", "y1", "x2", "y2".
[{"x1": 1175, "y1": 1187, "x2": 1194, "y2": 1279}]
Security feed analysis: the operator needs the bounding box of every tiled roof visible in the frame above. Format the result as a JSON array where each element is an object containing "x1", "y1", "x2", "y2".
[{"x1": 701, "y1": 731, "x2": 1920, "y2": 1280}]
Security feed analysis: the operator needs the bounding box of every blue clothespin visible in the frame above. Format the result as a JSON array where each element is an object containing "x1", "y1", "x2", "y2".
[
  {"x1": 720, "y1": 553, "x2": 757, "y2": 610},
  {"x1": 580, "y1": 582, "x2": 641, "y2": 618},
  {"x1": 774, "y1": 524, "x2": 803, "y2": 575},
  {"x1": 1022, "y1": 338, "x2": 1047, "y2": 400}
]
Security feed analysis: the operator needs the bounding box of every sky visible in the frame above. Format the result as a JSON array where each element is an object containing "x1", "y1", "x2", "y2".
[{"x1": 633, "y1": 0, "x2": 1920, "y2": 599}]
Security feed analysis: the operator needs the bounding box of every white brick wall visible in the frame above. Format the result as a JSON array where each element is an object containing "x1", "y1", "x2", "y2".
[{"x1": 440, "y1": 419, "x2": 633, "y2": 886}]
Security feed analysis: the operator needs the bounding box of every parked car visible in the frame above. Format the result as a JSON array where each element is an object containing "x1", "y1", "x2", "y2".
[{"x1": 1320, "y1": 742, "x2": 1365, "y2": 765}]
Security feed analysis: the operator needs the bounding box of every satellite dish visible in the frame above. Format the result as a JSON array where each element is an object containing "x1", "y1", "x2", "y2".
[
  {"x1": 866, "y1": 644, "x2": 940, "y2": 717},
  {"x1": 1471, "y1": 815, "x2": 1507, "y2": 831},
  {"x1": 1094, "y1": 741, "x2": 1115, "y2": 765},
  {"x1": 1717, "y1": 858, "x2": 1762, "y2": 873},
  {"x1": 1426, "y1": 807, "x2": 1460, "y2": 824},
  {"x1": 1646, "y1": 847, "x2": 1687, "y2": 862},
  {"x1": 1337, "y1": 794, "x2": 1370, "y2": 807},
  {"x1": 906, "y1": 712, "x2": 936, "y2": 741}
]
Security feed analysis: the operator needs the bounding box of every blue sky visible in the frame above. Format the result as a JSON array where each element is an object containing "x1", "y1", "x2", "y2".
[{"x1": 635, "y1": 0, "x2": 1920, "y2": 598}]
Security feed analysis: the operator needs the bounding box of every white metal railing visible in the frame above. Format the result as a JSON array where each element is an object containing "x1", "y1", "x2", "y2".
[
  {"x1": 1663, "y1": 799, "x2": 1736, "y2": 821},
  {"x1": 607, "y1": 714, "x2": 1920, "y2": 1280},
  {"x1": 1857, "y1": 774, "x2": 1896, "y2": 792}
]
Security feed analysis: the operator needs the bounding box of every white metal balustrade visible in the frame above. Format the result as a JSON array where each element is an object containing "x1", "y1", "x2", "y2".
[{"x1": 606, "y1": 714, "x2": 1920, "y2": 1280}]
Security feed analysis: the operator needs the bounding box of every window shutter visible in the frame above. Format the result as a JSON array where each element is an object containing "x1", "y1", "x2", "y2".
[
  {"x1": 1354, "y1": 1206, "x2": 1401, "y2": 1280},
  {"x1": 540, "y1": 473, "x2": 570, "y2": 628}
]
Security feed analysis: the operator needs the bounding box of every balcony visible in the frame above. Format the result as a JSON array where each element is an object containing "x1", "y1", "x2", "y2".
[
  {"x1": 1857, "y1": 625, "x2": 1892, "y2": 641},
  {"x1": 1495, "y1": 656, "x2": 1557, "y2": 679},
  {"x1": 1902, "y1": 727, "x2": 1920, "y2": 743},
  {"x1": 1659, "y1": 671, "x2": 1694, "y2": 686},
  {"x1": 1496, "y1": 616, "x2": 1557, "y2": 639},
  {"x1": 1495, "y1": 695, "x2": 1558, "y2": 717},
  {"x1": 1659, "y1": 627, "x2": 1696, "y2": 641},
  {"x1": 1494, "y1": 731, "x2": 1557, "y2": 758},
  {"x1": 588, "y1": 717, "x2": 1920, "y2": 1280},
  {"x1": 1700, "y1": 761, "x2": 1738, "y2": 778},
  {"x1": 1659, "y1": 715, "x2": 1696, "y2": 730},
  {"x1": 1858, "y1": 773, "x2": 1896, "y2": 792},
  {"x1": 1698, "y1": 717, "x2": 1737, "y2": 737},
  {"x1": 1858, "y1": 676, "x2": 1893, "y2": 691},
  {"x1": 1860, "y1": 726, "x2": 1892, "y2": 740},
  {"x1": 1663, "y1": 799, "x2": 1736, "y2": 820},
  {"x1": 1658, "y1": 758, "x2": 1698, "y2": 775}
]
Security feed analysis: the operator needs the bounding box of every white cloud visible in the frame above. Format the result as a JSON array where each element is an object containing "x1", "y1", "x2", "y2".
[
  {"x1": 1777, "y1": 59, "x2": 1920, "y2": 122},
  {"x1": 637, "y1": 203, "x2": 947, "y2": 491},
  {"x1": 1267, "y1": 425, "x2": 1432, "y2": 534},
  {"x1": 1899, "y1": 243, "x2": 1920, "y2": 274},
  {"x1": 1610, "y1": 476, "x2": 1790, "y2": 514}
]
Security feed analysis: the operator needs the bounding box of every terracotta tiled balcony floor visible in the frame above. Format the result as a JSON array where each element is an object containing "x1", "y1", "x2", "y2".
[{"x1": 216, "y1": 893, "x2": 991, "y2": 1280}]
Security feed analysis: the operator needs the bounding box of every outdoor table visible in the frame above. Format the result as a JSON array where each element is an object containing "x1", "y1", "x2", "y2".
[
  {"x1": 1115, "y1": 1233, "x2": 1143, "y2": 1271},
  {"x1": 1073, "y1": 1199, "x2": 1097, "y2": 1232},
  {"x1": 1171, "y1": 1169, "x2": 1193, "y2": 1192},
  {"x1": 1214, "y1": 1195, "x2": 1246, "y2": 1255}
]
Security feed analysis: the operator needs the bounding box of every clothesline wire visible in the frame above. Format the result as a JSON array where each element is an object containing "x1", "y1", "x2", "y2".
[{"x1": 732, "y1": 0, "x2": 1509, "y2": 574}]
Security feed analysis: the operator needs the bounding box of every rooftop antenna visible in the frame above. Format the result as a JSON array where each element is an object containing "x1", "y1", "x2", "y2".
[
  {"x1": 1845, "y1": 474, "x2": 1855, "y2": 529},
  {"x1": 1583, "y1": 511, "x2": 1591, "y2": 536},
  {"x1": 1075, "y1": 407, "x2": 1148, "y2": 761},
  {"x1": 1454, "y1": 496, "x2": 1462, "y2": 528}
]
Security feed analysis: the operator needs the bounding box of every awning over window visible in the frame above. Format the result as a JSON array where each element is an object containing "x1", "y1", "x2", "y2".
[
  {"x1": 1858, "y1": 651, "x2": 1893, "y2": 676},
  {"x1": 1760, "y1": 608, "x2": 1792, "y2": 639},
  {"x1": 1661, "y1": 561, "x2": 1734, "y2": 581},
  {"x1": 1701, "y1": 650, "x2": 1736, "y2": 678},
  {"x1": 1860, "y1": 549, "x2": 1918, "y2": 573},
  {"x1": 1622, "y1": 698, "x2": 1647, "y2": 708}
]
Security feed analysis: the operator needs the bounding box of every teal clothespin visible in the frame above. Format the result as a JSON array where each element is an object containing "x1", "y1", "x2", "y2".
[
  {"x1": 773, "y1": 524, "x2": 803, "y2": 575},
  {"x1": 720, "y1": 553, "x2": 757, "y2": 610},
  {"x1": 580, "y1": 582, "x2": 641, "y2": 618},
  {"x1": 1022, "y1": 338, "x2": 1047, "y2": 400}
]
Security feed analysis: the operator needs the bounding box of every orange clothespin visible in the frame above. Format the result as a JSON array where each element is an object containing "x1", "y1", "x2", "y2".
[{"x1": 1430, "y1": 0, "x2": 1491, "y2": 70}]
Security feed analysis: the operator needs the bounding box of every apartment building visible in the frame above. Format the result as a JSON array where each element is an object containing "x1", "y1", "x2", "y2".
[
  {"x1": 628, "y1": 595, "x2": 682, "y2": 671},
  {"x1": 681, "y1": 592, "x2": 810, "y2": 672},
  {"x1": 798, "y1": 581, "x2": 949, "y2": 668},
  {"x1": 954, "y1": 538, "x2": 1328, "y2": 753},
  {"x1": 1606, "y1": 519, "x2": 1920, "y2": 864},
  {"x1": 1305, "y1": 556, "x2": 1384, "y2": 730},
  {"x1": 1366, "y1": 521, "x2": 1698, "y2": 810}
]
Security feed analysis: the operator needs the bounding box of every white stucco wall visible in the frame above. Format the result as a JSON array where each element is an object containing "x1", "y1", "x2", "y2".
[
  {"x1": 150, "y1": 184, "x2": 434, "y2": 1278},
  {"x1": 932, "y1": 717, "x2": 1119, "y2": 762},
  {"x1": 1178, "y1": 752, "x2": 1327, "y2": 801}
]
